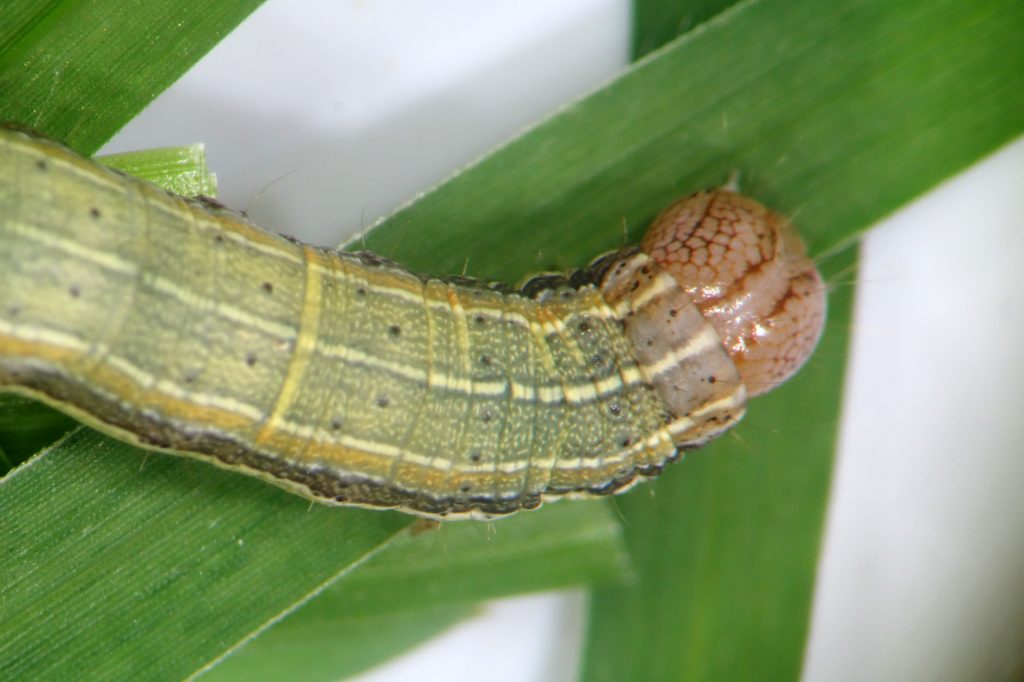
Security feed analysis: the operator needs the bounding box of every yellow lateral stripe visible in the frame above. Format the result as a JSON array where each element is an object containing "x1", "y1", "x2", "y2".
[
  {"x1": 0, "y1": 331, "x2": 261, "y2": 430},
  {"x1": 0, "y1": 325, "x2": 672, "y2": 483}
]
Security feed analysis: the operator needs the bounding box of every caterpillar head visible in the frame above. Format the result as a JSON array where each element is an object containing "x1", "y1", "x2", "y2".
[{"x1": 641, "y1": 190, "x2": 826, "y2": 396}]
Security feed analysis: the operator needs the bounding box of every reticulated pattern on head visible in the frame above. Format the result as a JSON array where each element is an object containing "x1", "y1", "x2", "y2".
[{"x1": 640, "y1": 189, "x2": 826, "y2": 396}]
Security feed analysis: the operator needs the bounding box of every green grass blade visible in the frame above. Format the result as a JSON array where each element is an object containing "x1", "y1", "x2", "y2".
[
  {"x1": 308, "y1": 500, "x2": 629, "y2": 619},
  {"x1": 0, "y1": 0, "x2": 265, "y2": 153},
  {"x1": 100, "y1": 145, "x2": 219, "y2": 196},
  {"x1": 0, "y1": 429, "x2": 410, "y2": 680},
  {"x1": 205, "y1": 500, "x2": 629, "y2": 681}
]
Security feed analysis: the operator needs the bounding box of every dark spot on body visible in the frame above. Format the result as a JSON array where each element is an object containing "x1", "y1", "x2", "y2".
[
  {"x1": 356, "y1": 287, "x2": 367, "y2": 297},
  {"x1": 388, "y1": 324, "x2": 401, "y2": 337},
  {"x1": 630, "y1": 280, "x2": 640, "y2": 292},
  {"x1": 669, "y1": 308, "x2": 678, "y2": 317},
  {"x1": 479, "y1": 355, "x2": 492, "y2": 366},
  {"x1": 481, "y1": 409, "x2": 494, "y2": 423},
  {"x1": 619, "y1": 435, "x2": 632, "y2": 448},
  {"x1": 331, "y1": 417, "x2": 343, "y2": 430},
  {"x1": 245, "y1": 352, "x2": 257, "y2": 367},
  {"x1": 8, "y1": 305, "x2": 20, "y2": 317},
  {"x1": 376, "y1": 395, "x2": 390, "y2": 408},
  {"x1": 577, "y1": 320, "x2": 591, "y2": 333},
  {"x1": 183, "y1": 370, "x2": 198, "y2": 384},
  {"x1": 68, "y1": 285, "x2": 80, "y2": 298},
  {"x1": 214, "y1": 234, "x2": 224, "y2": 244},
  {"x1": 646, "y1": 338, "x2": 654, "y2": 347},
  {"x1": 708, "y1": 375, "x2": 717, "y2": 384},
  {"x1": 460, "y1": 484, "x2": 472, "y2": 494},
  {"x1": 474, "y1": 314, "x2": 486, "y2": 325},
  {"x1": 609, "y1": 402, "x2": 622, "y2": 416},
  {"x1": 262, "y1": 282, "x2": 274, "y2": 294},
  {"x1": 470, "y1": 450, "x2": 482, "y2": 462},
  {"x1": 36, "y1": 159, "x2": 47, "y2": 171},
  {"x1": 591, "y1": 353, "x2": 603, "y2": 366},
  {"x1": 89, "y1": 207, "x2": 101, "y2": 219}
]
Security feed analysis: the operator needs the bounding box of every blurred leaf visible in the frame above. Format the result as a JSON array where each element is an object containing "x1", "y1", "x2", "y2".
[
  {"x1": 0, "y1": 394, "x2": 76, "y2": 471},
  {"x1": 205, "y1": 500, "x2": 629, "y2": 681},
  {"x1": 203, "y1": 603, "x2": 478, "y2": 682},
  {"x1": 632, "y1": 0, "x2": 738, "y2": 58}
]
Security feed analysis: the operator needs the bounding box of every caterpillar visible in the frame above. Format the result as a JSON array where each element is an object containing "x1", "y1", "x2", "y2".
[{"x1": 0, "y1": 125, "x2": 825, "y2": 519}]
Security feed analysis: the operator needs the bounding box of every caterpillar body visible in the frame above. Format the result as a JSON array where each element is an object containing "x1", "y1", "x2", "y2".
[{"x1": 0, "y1": 126, "x2": 825, "y2": 519}]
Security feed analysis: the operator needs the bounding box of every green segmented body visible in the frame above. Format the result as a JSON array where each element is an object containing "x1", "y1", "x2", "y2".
[{"x1": 0, "y1": 126, "x2": 821, "y2": 519}]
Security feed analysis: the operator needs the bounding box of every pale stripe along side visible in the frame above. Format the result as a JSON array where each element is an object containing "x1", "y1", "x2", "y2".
[{"x1": 0, "y1": 125, "x2": 750, "y2": 519}]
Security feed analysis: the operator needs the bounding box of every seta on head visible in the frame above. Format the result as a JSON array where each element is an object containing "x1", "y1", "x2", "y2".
[{"x1": 639, "y1": 189, "x2": 826, "y2": 396}]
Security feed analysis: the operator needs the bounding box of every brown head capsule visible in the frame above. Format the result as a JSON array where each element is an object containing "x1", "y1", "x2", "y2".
[
  {"x1": 598, "y1": 189, "x2": 825, "y2": 450},
  {"x1": 641, "y1": 189, "x2": 826, "y2": 396}
]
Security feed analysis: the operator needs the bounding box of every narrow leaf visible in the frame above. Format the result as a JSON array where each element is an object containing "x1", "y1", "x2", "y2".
[
  {"x1": 0, "y1": 429, "x2": 409, "y2": 680},
  {"x1": 206, "y1": 500, "x2": 629, "y2": 681},
  {"x1": 100, "y1": 145, "x2": 218, "y2": 196}
]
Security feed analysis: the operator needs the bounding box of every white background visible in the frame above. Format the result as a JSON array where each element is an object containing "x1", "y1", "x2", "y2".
[{"x1": 103, "y1": 2, "x2": 1024, "y2": 680}]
